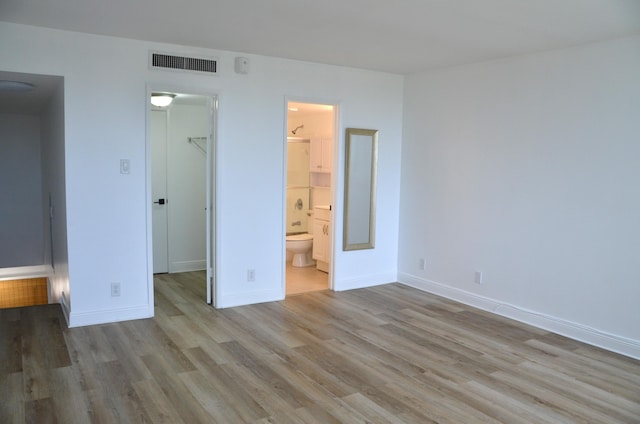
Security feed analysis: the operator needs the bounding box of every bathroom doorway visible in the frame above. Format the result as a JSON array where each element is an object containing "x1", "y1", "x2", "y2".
[
  {"x1": 149, "y1": 90, "x2": 217, "y2": 305},
  {"x1": 285, "y1": 101, "x2": 336, "y2": 296}
]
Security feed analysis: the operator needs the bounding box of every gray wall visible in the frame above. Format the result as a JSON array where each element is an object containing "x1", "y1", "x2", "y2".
[{"x1": 0, "y1": 113, "x2": 44, "y2": 267}]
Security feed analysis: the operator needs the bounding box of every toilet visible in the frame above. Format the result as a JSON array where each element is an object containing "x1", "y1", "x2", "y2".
[{"x1": 286, "y1": 233, "x2": 315, "y2": 267}]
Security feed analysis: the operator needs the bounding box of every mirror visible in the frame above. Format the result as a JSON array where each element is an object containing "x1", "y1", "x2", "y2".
[{"x1": 343, "y1": 128, "x2": 378, "y2": 251}]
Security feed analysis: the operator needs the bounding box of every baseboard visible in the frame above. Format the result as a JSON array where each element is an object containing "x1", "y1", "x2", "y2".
[
  {"x1": 59, "y1": 291, "x2": 70, "y2": 326},
  {"x1": 218, "y1": 272, "x2": 396, "y2": 306},
  {"x1": 398, "y1": 272, "x2": 640, "y2": 360},
  {"x1": 0, "y1": 264, "x2": 52, "y2": 281},
  {"x1": 68, "y1": 304, "x2": 154, "y2": 327},
  {"x1": 170, "y1": 260, "x2": 206, "y2": 273},
  {"x1": 217, "y1": 288, "x2": 284, "y2": 309},
  {"x1": 334, "y1": 272, "x2": 397, "y2": 292}
]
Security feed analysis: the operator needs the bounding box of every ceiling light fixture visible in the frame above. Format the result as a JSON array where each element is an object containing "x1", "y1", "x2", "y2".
[
  {"x1": 150, "y1": 93, "x2": 176, "y2": 107},
  {"x1": 0, "y1": 80, "x2": 35, "y2": 92}
]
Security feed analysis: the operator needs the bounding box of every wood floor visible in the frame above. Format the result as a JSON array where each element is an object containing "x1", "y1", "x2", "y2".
[
  {"x1": 1, "y1": 272, "x2": 639, "y2": 423},
  {"x1": 286, "y1": 262, "x2": 329, "y2": 296}
]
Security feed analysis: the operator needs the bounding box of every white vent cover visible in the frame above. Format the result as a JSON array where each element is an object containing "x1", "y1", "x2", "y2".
[{"x1": 150, "y1": 52, "x2": 217, "y2": 74}]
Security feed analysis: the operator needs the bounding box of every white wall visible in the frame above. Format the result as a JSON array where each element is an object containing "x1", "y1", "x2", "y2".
[
  {"x1": 0, "y1": 22, "x2": 403, "y2": 325},
  {"x1": 40, "y1": 80, "x2": 70, "y2": 313},
  {"x1": 399, "y1": 36, "x2": 640, "y2": 358},
  {"x1": 167, "y1": 104, "x2": 207, "y2": 273},
  {"x1": 0, "y1": 113, "x2": 44, "y2": 268}
]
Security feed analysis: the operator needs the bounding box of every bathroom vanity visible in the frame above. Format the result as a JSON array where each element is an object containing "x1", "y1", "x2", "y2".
[{"x1": 312, "y1": 205, "x2": 331, "y2": 272}]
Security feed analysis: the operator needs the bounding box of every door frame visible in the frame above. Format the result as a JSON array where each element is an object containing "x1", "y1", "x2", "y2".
[
  {"x1": 145, "y1": 85, "x2": 219, "y2": 308},
  {"x1": 205, "y1": 95, "x2": 218, "y2": 305},
  {"x1": 282, "y1": 97, "x2": 340, "y2": 296}
]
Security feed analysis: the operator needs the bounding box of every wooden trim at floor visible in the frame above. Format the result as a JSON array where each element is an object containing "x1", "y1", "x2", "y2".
[{"x1": 0, "y1": 277, "x2": 48, "y2": 309}]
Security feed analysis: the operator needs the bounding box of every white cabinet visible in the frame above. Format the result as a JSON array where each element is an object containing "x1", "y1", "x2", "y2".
[
  {"x1": 310, "y1": 137, "x2": 333, "y2": 173},
  {"x1": 313, "y1": 206, "x2": 331, "y2": 272},
  {"x1": 313, "y1": 220, "x2": 328, "y2": 261}
]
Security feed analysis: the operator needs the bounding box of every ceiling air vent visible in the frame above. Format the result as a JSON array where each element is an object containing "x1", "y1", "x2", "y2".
[{"x1": 150, "y1": 52, "x2": 217, "y2": 74}]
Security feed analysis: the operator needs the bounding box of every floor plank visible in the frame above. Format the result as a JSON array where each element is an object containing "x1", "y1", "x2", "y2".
[{"x1": 0, "y1": 272, "x2": 639, "y2": 423}]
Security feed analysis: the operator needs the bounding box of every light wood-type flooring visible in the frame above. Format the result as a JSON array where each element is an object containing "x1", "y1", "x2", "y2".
[
  {"x1": 286, "y1": 262, "x2": 329, "y2": 296},
  {"x1": 1, "y1": 271, "x2": 639, "y2": 423}
]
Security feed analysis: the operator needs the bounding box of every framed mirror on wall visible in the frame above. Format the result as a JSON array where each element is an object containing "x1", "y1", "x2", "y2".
[{"x1": 343, "y1": 128, "x2": 378, "y2": 251}]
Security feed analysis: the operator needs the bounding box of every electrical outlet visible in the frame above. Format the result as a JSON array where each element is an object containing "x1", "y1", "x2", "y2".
[
  {"x1": 111, "y1": 282, "x2": 121, "y2": 297},
  {"x1": 247, "y1": 269, "x2": 255, "y2": 282},
  {"x1": 419, "y1": 258, "x2": 426, "y2": 270},
  {"x1": 474, "y1": 271, "x2": 483, "y2": 285}
]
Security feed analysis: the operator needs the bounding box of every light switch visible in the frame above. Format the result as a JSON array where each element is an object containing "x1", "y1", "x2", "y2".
[{"x1": 120, "y1": 159, "x2": 130, "y2": 174}]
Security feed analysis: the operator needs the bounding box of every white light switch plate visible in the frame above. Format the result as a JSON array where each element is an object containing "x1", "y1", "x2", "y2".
[{"x1": 120, "y1": 159, "x2": 130, "y2": 174}]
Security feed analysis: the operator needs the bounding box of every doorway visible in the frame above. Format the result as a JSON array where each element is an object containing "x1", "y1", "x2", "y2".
[
  {"x1": 285, "y1": 101, "x2": 336, "y2": 296},
  {"x1": 149, "y1": 91, "x2": 217, "y2": 305},
  {"x1": 0, "y1": 71, "x2": 67, "y2": 307}
]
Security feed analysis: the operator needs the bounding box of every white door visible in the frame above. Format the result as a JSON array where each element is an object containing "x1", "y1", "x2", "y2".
[{"x1": 151, "y1": 110, "x2": 169, "y2": 273}]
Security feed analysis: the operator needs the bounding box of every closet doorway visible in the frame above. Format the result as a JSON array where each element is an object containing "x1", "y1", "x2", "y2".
[{"x1": 149, "y1": 91, "x2": 217, "y2": 305}]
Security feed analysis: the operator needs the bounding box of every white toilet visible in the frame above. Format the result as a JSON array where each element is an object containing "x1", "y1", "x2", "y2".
[{"x1": 286, "y1": 233, "x2": 315, "y2": 267}]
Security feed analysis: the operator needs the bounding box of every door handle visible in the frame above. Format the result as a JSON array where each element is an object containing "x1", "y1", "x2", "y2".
[{"x1": 154, "y1": 198, "x2": 166, "y2": 205}]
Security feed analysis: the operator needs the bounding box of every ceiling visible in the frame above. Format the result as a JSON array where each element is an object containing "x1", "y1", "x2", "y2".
[
  {"x1": 1, "y1": 0, "x2": 639, "y2": 75},
  {"x1": 289, "y1": 102, "x2": 333, "y2": 114},
  {"x1": 0, "y1": 71, "x2": 62, "y2": 115},
  {"x1": 0, "y1": 79, "x2": 330, "y2": 115}
]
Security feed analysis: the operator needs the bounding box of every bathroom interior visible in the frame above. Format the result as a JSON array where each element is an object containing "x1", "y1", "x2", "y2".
[{"x1": 285, "y1": 101, "x2": 335, "y2": 295}]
